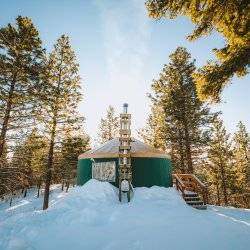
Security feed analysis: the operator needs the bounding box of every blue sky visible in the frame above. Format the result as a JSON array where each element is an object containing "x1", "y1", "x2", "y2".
[{"x1": 1, "y1": 0, "x2": 249, "y2": 142}]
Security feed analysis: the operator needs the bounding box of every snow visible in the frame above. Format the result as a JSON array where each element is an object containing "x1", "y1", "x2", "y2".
[
  {"x1": 82, "y1": 137, "x2": 161, "y2": 155},
  {"x1": 0, "y1": 180, "x2": 250, "y2": 250},
  {"x1": 79, "y1": 137, "x2": 169, "y2": 159}
]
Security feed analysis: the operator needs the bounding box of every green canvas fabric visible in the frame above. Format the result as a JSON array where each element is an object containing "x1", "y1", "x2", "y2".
[
  {"x1": 77, "y1": 158, "x2": 119, "y2": 186},
  {"x1": 132, "y1": 158, "x2": 172, "y2": 187},
  {"x1": 77, "y1": 157, "x2": 172, "y2": 187},
  {"x1": 77, "y1": 159, "x2": 92, "y2": 186}
]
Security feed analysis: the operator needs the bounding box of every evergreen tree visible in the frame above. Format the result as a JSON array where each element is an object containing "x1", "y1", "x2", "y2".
[
  {"x1": 231, "y1": 121, "x2": 250, "y2": 207},
  {"x1": 0, "y1": 161, "x2": 20, "y2": 198},
  {"x1": 97, "y1": 106, "x2": 119, "y2": 144},
  {"x1": 39, "y1": 35, "x2": 83, "y2": 210},
  {"x1": 11, "y1": 142, "x2": 33, "y2": 195},
  {"x1": 139, "y1": 104, "x2": 168, "y2": 151},
  {"x1": 0, "y1": 16, "x2": 44, "y2": 161},
  {"x1": 11, "y1": 129, "x2": 48, "y2": 197},
  {"x1": 146, "y1": 0, "x2": 250, "y2": 102},
  {"x1": 207, "y1": 117, "x2": 232, "y2": 206},
  {"x1": 146, "y1": 47, "x2": 214, "y2": 173},
  {"x1": 31, "y1": 139, "x2": 48, "y2": 198},
  {"x1": 50, "y1": 150, "x2": 63, "y2": 184},
  {"x1": 60, "y1": 134, "x2": 90, "y2": 191}
]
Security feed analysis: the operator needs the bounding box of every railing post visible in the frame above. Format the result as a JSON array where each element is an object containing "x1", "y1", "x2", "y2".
[{"x1": 203, "y1": 188, "x2": 208, "y2": 205}]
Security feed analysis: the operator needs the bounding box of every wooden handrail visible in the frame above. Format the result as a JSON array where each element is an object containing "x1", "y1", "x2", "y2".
[
  {"x1": 191, "y1": 174, "x2": 206, "y2": 188},
  {"x1": 173, "y1": 174, "x2": 185, "y2": 188},
  {"x1": 173, "y1": 174, "x2": 186, "y2": 198}
]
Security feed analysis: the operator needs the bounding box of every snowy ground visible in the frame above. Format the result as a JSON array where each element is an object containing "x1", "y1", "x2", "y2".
[{"x1": 0, "y1": 180, "x2": 250, "y2": 250}]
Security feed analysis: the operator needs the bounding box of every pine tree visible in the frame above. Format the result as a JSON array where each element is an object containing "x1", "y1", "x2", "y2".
[
  {"x1": 50, "y1": 150, "x2": 63, "y2": 184},
  {"x1": 60, "y1": 134, "x2": 90, "y2": 191},
  {"x1": 11, "y1": 129, "x2": 48, "y2": 197},
  {"x1": 207, "y1": 117, "x2": 232, "y2": 206},
  {"x1": 0, "y1": 160, "x2": 20, "y2": 198},
  {"x1": 231, "y1": 121, "x2": 250, "y2": 207},
  {"x1": 145, "y1": 0, "x2": 250, "y2": 102},
  {"x1": 0, "y1": 16, "x2": 44, "y2": 161},
  {"x1": 31, "y1": 139, "x2": 48, "y2": 198},
  {"x1": 11, "y1": 142, "x2": 33, "y2": 195},
  {"x1": 97, "y1": 106, "x2": 119, "y2": 144},
  {"x1": 139, "y1": 104, "x2": 167, "y2": 151},
  {"x1": 146, "y1": 47, "x2": 214, "y2": 173},
  {"x1": 39, "y1": 35, "x2": 83, "y2": 210}
]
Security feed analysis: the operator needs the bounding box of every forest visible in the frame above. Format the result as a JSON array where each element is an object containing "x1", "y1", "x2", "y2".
[{"x1": 0, "y1": 0, "x2": 249, "y2": 211}]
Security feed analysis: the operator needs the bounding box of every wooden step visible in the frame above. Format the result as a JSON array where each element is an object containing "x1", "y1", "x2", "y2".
[
  {"x1": 183, "y1": 193, "x2": 207, "y2": 209},
  {"x1": 184, "y1": 193, "x2": 199, "y2": 198},
  {"x1": 186, "y1": 200, "x2": 204, "y2": 206},
  {"x1": 184, "y1": 196, "x2": 201, "y2": 202},
  {"x1": 186, "y1": 200, "x2": 207, "y2": 210},
  {"x1": 192, "y1": 204, "x2": 207, "y2": 210}
]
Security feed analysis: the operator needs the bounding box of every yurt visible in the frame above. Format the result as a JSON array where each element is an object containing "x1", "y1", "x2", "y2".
[{"x1": 77, "y1": 138, "x2": 172, "y2": 188}]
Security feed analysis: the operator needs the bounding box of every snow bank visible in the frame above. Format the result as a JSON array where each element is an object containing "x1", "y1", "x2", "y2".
[{"x1": 0, "y1": 179, "x2": 250, "y2": 250}]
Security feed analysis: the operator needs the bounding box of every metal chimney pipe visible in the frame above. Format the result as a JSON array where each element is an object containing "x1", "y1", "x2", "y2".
[{"x1": 123, "y1": 103, "x2": 128, "y2": 113}]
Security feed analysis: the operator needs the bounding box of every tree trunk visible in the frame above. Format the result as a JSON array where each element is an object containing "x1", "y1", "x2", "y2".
[
  {"x1": 23, "y1": 189, "x2": 27, "y2": 198},
  {"x1": 219, "y1": 162, "x2": 228, "y2": 205},
  {"x1": 43, "y1": 119, "x2": 56, "y2": 210},
  {"x1": 66, "y1": 181, "x2": 69, "y2": 192},
  {"x1": 216, "y1": 181, "x2": 221, "y2": 205},
  {"x1": 0, "y1": 76, "x2": 16, "y2": 158},
  {"x1": 61, "y1": 182, "x2": 64, "y2": 191},
  {"x1": 43, "y1": 56, "x2": 62, "y2": 210},
  {"x1": 9, "y1": 192, "x2": 13, "y2": 206},
  {"x1": 37, "y1": 184, "x2": 40, "y2": 198},
  {"x1": 183, "y1": 121, "x2": 193, "y2": 173},
  {"x1": 179, "y1": 141, "x2": 185, "y2": 173},
  {"x1": 177, "y1": 129, "x2": 185, "y2": 173},
  {"x1": 179, "y1": 77, "x2": 193, "y2": 174}
]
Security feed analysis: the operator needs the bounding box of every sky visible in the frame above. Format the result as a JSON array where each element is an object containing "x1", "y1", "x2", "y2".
[{"x1": 1, "y1": 0, "x2": 249, "y2": 143}]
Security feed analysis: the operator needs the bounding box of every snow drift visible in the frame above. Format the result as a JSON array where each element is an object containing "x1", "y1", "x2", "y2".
[{"x1": 0, "y1": 179, "x2": 250, "y2": 250}]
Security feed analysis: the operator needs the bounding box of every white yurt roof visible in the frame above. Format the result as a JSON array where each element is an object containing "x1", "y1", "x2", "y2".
[{"x1": 79, "y1": 137, "x2": 170, "y2": 159}]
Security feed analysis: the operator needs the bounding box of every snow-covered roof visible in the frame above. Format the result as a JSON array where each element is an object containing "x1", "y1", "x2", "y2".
[{"x1": 79, "y1": 138, "x2": 170, "y2": 159}]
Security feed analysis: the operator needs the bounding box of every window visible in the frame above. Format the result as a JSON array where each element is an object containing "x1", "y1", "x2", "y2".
[{"x1": 92, "y1": 161, "x2": 116, "y2": 182}]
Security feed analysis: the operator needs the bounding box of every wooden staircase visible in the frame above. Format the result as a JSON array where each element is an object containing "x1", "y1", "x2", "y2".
[{"x1": 173, "y1": 174, "x2": 208, "y2": 210}]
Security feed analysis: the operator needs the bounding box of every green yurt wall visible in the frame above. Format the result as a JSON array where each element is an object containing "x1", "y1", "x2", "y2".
[
  {"x1": 77, "y1": 158, "x2": 119, "y2": 186},
  {"x1": 77, "y1": 138, "x2": 172, "y2": 188},
  {"x1": 132, "y1": 157, "x2": 172, "y2": 187}
]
